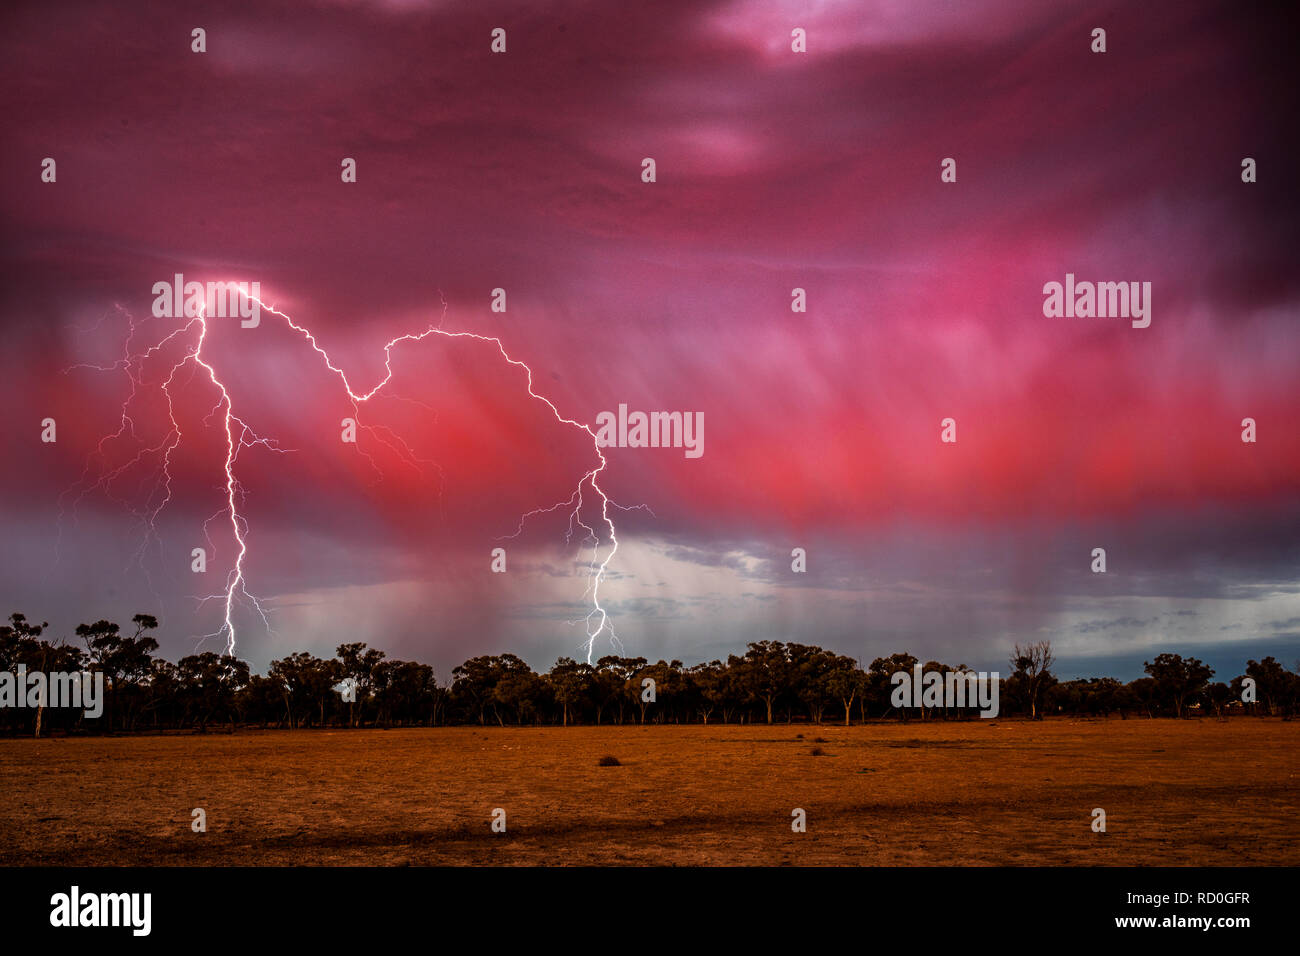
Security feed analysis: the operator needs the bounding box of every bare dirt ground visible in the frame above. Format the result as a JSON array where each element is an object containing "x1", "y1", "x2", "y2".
[{"x1": 0, "y1": 719, "x2": 1295, "y2": 865}]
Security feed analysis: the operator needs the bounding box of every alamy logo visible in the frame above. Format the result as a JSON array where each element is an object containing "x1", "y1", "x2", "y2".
[
  {"x1": 0, "y1": 667, "x2": 103, "y2": 717},
  {"x1": 1042, "y1": 273, "x2": 1151, "y2": 328},
  {"x1": 49, "y1": 886, "x2": 151, "y2": 936},
  {"x1": 151, "y1": 273, "x2": 262, "y2": 327},
  {"x1": 890, "y1": 664, "x2": 1000, "y2": 718},
  {"x1": 594, "y1": 404, "x2": 704, "y2": 458}
]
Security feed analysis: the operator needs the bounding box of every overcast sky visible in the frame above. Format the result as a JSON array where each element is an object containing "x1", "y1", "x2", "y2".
[{"x1": 2, "y1": 0, "x2": 1297, "y2": 681}]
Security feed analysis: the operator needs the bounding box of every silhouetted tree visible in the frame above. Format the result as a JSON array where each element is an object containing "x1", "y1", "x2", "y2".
[
  {"x1": 868, "y1": 653, "x2": 918, "y2": 721},
  {"x1": 1243, "y1": 657, "x2": 1290, "y2": 716},
  {"x1": 547, "y1": 657, "x2": 592, "y2": 726},
  {"x1": 732, "y1": 641, "x2": 790, "y2": 725},
  {"x1": 6, "y1": 607, "x2": 1293, "y2": 731},
  {"x1": 1010, "y1": 641, "x2": 1055, "y2": 719},
  {"x1": 826, "y1": 655, "x2": 866, "y2": 725},
  {"x1": 178, "y1": 652, "x2": 250, "y2": 732},
  {"x1": 336, "y1": 642, "x2": 386, "y2": 727},
  {"x1": 1143, "y1": 653, "x2": 1213, "y2": 718}
]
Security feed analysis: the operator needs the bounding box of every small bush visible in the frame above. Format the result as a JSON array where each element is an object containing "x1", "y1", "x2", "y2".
[
  {"x1": 597, "y1": 755, "x2": 622, "y2": 766},
  {"x1": 810, "y1": 747, "x2": 826, "y2": 756}
]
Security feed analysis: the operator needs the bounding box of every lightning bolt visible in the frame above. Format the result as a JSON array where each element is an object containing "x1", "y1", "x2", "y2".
[
  {"x1": 61, "y1": 302, "x2": 287, "y2": 653},
  {"x1": 62, "y1": 287, "x2": 649, "y2": 663}
]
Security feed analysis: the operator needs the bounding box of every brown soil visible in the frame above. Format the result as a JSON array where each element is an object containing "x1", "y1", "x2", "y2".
[{"x1": 1, "y1": 719, "x2": 1295, "y2": 865}]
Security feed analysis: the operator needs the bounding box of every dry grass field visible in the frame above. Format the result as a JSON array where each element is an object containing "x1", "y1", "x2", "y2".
[{"x1": 1, "y1": 719, "x2": 1296, "y2": 866}]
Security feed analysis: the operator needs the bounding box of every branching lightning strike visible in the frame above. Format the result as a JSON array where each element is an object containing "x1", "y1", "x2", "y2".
[{"x1": 61, "y1": 289, "x2": 646, "y2": 663}]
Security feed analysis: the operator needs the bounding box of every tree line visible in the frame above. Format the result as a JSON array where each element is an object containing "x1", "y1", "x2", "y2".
[{"x1": 1, "y1": 612, "x2": 1297, "y2": 736}]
